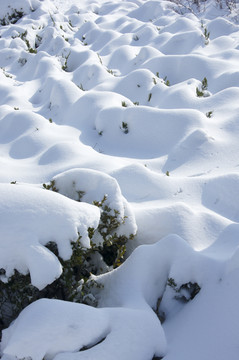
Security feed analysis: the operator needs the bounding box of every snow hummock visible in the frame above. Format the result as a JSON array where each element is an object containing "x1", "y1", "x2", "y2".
[
  {"x1": 0, "y1": 184, "x2": 100, "y2": 289},
  {"x1": 1, "y1": 298, "x2": 166, "y2": 360},
  {"x1": 52, "y1": 168, "x2": 137, "y2": 243}
]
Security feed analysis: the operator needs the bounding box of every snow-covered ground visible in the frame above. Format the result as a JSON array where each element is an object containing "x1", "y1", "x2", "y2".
[{"x1": 1, "y1": 0, "x2": 239, "y2": 359}]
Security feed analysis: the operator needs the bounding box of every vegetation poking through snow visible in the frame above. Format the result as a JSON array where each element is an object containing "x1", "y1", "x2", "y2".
[
  {"x1": 167, "y1": 277, "x2": 201, "y2": 302},
  {"x1": 18, "y1": 57, "x2": 27, "y2": 66},
  {"x1": 196, "y1": 77, "x2": 209, "y2": 97},
  {"x1": 0, "y1": 185, "x2": 134, "y2": 330},
  {"x1": 92, "y1": 194, "x2": 134, "y2": 268},
  {"x1": 35, "y1": 34, "x2": 42, "y2": 48},
  {"x1": 13, "y1": 30, "x2": 37, "y2": 53},
  {"x1": 107, "y1": 69, "x2": 114, "y2": 75},
  {"x1": 0, "y1": 8, "x2": 24, "y2": 26},
  {"x1": 206, "y1": 111, "x2": 213, "y2": 118},
  {"x1": 49, "y1": 12, "x2": 56, "y2": 26},
  {"x1": 201, "y1": 20, "x2": 210, "y2": 44},
  {"x1": 204, "y1": 27, "x2": 210, "y2": 44},
  {"x1": 0, "y1": 271, "x2": 38, "y2": 331},
  {"x1": 121, "y1": 121, "x2": 129, "y2": 134},
  {"x1": 62, "y1": 51, "x2": 71, "y2": 71},
  {"x1": 97, "y1": 53, "x2": 103, "y2": 65},
  {"x1": 0, "y1": 236, "x2": 102, "y2": 330},
  {"x1": 43, "y1": 180, "x2": 58, "y2": 192},
  {"x1": 78, "y1": 83, "x2": 85, "y2": 91},
  {"x1": 1, "y1": 68, "x2": 13, "y2": 79},
  {"x1": 163, "y1": 76, "x2": 170, "y2": 86}
]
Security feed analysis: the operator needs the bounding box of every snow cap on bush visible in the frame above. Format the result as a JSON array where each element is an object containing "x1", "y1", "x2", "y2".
[
  {"x1": 52, "y1": 168, "x2": 137, "y2": 241},
  {"x1": 0, "y1": 184, "x2": 100, "y2": 289}
]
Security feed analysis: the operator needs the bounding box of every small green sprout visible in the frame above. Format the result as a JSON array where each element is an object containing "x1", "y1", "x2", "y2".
[
  {"x1": 121, "y1": 122, "x2": 129, "y2": 134},
  {"x1": 206, "y1": 111, "x2": 213, "y2": 118}
]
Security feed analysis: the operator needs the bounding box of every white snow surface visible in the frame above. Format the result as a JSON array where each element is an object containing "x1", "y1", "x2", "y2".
[
  {"x1": 53, "y1": 168, "x2": 137, "y2": 242},
  {"x1": 0, "y1": 0, "x2": 239, "y2": 358},
  {"x1": 0, "y1": 183, "x2": 100, "y2": 289}
]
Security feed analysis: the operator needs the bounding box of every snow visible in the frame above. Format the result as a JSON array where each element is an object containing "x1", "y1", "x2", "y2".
[
  {"x1": 0, "y1": 183, "x2": 100, "y2": 289},
  {"x1": 0, "y1": 0, "x2": 239, "y2": 358},
  {"x1": 1, "y1": 298, "x2": 166, "y2": 360},
  {"x1": 52, "y1": 168, "x2": 137, "y2": 241}
]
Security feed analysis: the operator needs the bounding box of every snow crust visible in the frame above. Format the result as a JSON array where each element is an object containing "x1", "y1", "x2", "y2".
[{"x1": 1, "y1": 0, "x2": 239, "y2": 358}]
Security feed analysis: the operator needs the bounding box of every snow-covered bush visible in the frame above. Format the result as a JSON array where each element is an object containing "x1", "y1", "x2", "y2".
[
  {"x1": 50, "y1": 168, "x2": 137, "y2": 269},
  {"x1": 0, "y1": 182, "x2": 100, "y2": 330},
  {"x1": 41, "y1": 169, "x2": 137, "y2": 304},
  {"x1": 196, "y1": 77, "x2": 210, "y2": 97},
  {"x1": 0, "y1": 0, "x2": 41, "y2": 26},
  {"x1": 0, "y1": 170, "x2": 137, "y2": 330},
  {"x1": 1, "y1": 235, "x2": 205, "y2": 360}
]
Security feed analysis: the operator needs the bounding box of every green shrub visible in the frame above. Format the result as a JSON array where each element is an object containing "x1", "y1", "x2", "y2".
[
  {"x1": 0, "y1": 184, "x2": 135, "y2": 332},
  {"x1": 196, "y1": 77, "x2": 209, "y2": 97},
  {"x1": 163, "y1": 76, "x2": 170, "y2": 86},
  {"x1": 201, "y1": 77, "x2": 208, "y2": 91},
  {"x1": 92, "y1": 195, "x2": 134, "y2": 268},
  {"x1": 0, "y1": 9, "x2": 24, "y2": 26},
  {"x1": 167, "y1": 277, "x2": 201, "y2": 302},
  {"x1": 204, "y1": 27, "x2": 210, "y2": 45},
  {"x1": 121, "y1": 121, "x2": 129, "y2": 134},
  {"x1": 206, "y1": 111, "x2": 213, "y2": 118},
  {"x1": 62, "y1": 52, "x2": 71, "y2": 71}
]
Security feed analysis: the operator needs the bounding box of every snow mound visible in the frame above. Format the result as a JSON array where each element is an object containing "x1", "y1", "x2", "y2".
[
  {"x1": 0, "y1": 184, "x2": 100, "y2": 289},
  {"x1": 52, "y1": 168, "x2": 137, "y2": 241},
  {"x1": 202, "y1": 173, "x2": 239, "y2": 222},
  {"x1": 1, "y1": 298, "x2": 166, "y2": 360},
  {"x1": 4, "y1": 232, "x2": 237, "y2": 360},
  {"x1": 0, "y1": 0, "x2": 41, "y2": 23}
]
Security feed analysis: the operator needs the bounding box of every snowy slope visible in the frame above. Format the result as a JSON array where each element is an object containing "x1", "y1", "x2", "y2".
[{"x1": 0, "y1": 0, "x2": 239, "y2": 359}]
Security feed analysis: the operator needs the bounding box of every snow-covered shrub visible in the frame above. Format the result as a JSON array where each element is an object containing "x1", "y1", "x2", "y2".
[
  {"x1": 50, "y1": 168, "x2": 137, "y2": 269},
  {"x1": 0, "y1": 170, "x2": 137, "y2": 330},
  {"x1": 0, "y1": 9, "x2": 24, "y2": 26},
  {"x1": 41, "y1": 170, "x2": 138, "y2": 304},
  {"x1": 1, "y1": 235, "x2": 205, "y2": 360},
  {"x1": 166, "y1": 277, "x2": 201, "y2": 302},
  {"x1": 0, "y1": 0, "x2": 40, "y2": 26},
  {"x1": 0, "y1": 183, "x2": 100, "y2": 331},
  {"x1": 41, "y1": 169, "x2": 137, "y2": 304},
  {"x1": 196, "y1": 77, "x2": 210, "y2": 97}
]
